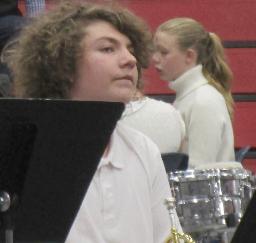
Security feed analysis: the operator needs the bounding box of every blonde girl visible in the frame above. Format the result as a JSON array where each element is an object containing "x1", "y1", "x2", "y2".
[{"x1": 153, "y1": 17, "x2": 235, "y2": 167}]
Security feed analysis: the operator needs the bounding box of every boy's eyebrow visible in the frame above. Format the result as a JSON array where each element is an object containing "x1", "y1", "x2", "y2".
[{"x1": 95, "y1": 36, "x2": 133, "y2": 47}]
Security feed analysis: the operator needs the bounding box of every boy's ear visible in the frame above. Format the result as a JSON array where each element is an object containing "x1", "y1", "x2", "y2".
[{"x1": 185, "y1": 48, "x2": 198, "y2": 65}]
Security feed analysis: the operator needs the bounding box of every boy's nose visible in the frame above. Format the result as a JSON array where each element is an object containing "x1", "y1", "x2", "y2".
[{"x1": 120, "y1": 49, "x2": 137, "y2": 68}]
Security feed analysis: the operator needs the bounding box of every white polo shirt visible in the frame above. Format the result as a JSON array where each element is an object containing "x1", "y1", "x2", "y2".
[
  {"x1": 121, "y1": 97, "x2": 185, "y2": 154},
  {"x1": 65, "y1": 122, "x2": 181, "y2": 243}
]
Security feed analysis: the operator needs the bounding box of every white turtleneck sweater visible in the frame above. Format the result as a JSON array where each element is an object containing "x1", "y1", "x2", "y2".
[{"x1": 170, "y1": 65, "x2": 235, "y2": 168}]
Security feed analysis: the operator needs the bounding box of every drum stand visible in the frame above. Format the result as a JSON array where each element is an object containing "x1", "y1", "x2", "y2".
[{"x1": 0, "y1": 191, "x2": 17, "y2": 243}]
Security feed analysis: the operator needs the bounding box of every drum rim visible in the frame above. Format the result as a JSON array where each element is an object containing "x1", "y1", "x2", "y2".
[{"x1": 169, "y1": 168, "x2": 251, "y2": 181}]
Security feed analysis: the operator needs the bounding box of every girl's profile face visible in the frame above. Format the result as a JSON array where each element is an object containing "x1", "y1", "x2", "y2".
[{"x1": 152, "y1": 31, "x2": 189, "y2": 82}]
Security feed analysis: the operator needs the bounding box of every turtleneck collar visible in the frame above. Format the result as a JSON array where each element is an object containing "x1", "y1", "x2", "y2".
[{"x1": 169, "y1": 65, "x2": 208, "y2": 101}]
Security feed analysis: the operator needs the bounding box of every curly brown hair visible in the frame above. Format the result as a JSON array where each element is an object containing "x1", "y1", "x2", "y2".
[{"x1": 9, "y1": 2, "x2": 153, "y2": 98}]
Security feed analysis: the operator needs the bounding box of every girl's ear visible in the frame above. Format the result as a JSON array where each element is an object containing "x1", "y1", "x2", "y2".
[{"x1": 185, "y1": 48, "x2": 198, "y2": 66}]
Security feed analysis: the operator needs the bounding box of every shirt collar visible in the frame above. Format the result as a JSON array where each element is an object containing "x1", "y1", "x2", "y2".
[
  {"x1": 97, "y1": 125, "x2": 125, "y2": 169},
  {"x1": 169, "y1": 65, "x2": 208, "y2": 101},
  {"x1": 121, "y1": 97, "x2": 148, "y2": 118}
]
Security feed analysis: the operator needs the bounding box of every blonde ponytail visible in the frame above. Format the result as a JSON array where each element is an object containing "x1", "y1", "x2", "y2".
[{"x1": 202, "y1": 32, "x2": 234, "y2": 120}]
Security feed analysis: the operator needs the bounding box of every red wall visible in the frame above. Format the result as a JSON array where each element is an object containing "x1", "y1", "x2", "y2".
[
  {"x1": 124, "y1": 0, "x2": 256, "y2": 39},
  {"x1": 143, "y1": 49, "x2": 256, "y2": 95}
]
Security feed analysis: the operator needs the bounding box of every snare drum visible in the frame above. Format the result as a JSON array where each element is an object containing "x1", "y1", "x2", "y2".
[
  {"x1": 169, "y1": 169, "x2": 217, "y2": 200},
  {"x1": 169, "y1": 169, "x2": 224, "y2": 231},
  {"x1": 216, "y1": 168, "x2": 253, "y2": 216},
  {"x1": 191, "y1": 226, "x2": 237, "y2": 243},
  {"x1": 169, "y1": 167, "x2": 254, "y2": 232}
]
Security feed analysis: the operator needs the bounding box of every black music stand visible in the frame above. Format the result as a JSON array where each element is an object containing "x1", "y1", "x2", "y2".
[
  {"x1": 231, "y1": 190, "x2": 256, "y2": 243},
  {"x1": 0, "y1": 98, "x2": 124, "y2": 243}
]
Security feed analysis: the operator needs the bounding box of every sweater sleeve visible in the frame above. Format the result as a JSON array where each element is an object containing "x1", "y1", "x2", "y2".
[
  {"x1": 187, "y1": 97, "x2": 226, "y2": 167},
  {"x1": 176, "y1": 109, "x2": 186, "y2": 147}
]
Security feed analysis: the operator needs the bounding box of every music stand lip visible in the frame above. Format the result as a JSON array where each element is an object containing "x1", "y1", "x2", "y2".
[{"x1": 0, "y1": 98, "x2": 124, "y2": 242}]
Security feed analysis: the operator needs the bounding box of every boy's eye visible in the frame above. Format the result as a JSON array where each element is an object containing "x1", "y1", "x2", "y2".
[
  {"x1": 160, "y1": 50, "x2": 168, "y2": 55},
  {"x1": 101, "y1": 47, "x2": 114, "y2": 53}
]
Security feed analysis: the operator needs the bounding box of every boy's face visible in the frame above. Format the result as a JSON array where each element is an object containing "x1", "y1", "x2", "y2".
[{"x1": 70, "y1": 20, "x2": 138, "y2": 103}]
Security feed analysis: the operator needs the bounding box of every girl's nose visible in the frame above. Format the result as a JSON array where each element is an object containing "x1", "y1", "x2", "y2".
[{"x1": 152, "y1": 52, "x2": 160, "y2": 64}]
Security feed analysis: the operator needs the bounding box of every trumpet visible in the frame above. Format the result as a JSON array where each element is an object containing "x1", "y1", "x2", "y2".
[{"x1": 164, "y1": 197, "x2": 195, "y2": 243}]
